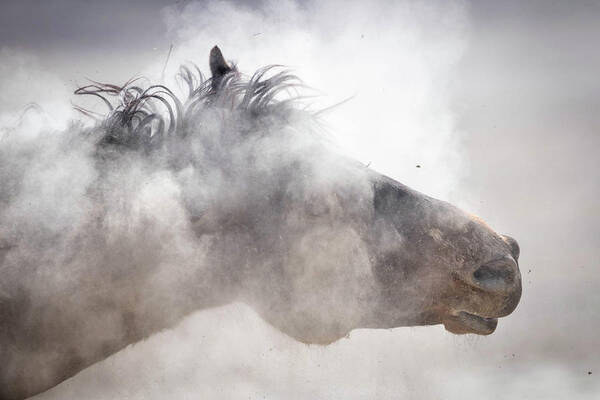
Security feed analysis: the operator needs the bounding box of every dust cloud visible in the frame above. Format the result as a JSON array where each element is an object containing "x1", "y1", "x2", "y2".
[{"x1": 0, "y1": 0, "x2": 598, "y2": 399}]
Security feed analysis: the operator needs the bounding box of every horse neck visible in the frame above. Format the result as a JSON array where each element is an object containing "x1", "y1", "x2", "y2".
[{"x1": 0, "y1": 232, "x2": 234, "y2": 400}]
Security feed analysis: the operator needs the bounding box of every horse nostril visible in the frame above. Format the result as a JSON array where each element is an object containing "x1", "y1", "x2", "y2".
[
  {"x1": 472, "y1": 258, "x2": 517, "y2": 292},
  {"x1": 501, "y1": 235, "x2": 520, "y2": 261}
]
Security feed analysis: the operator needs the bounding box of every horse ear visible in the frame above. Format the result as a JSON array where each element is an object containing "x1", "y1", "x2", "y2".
[{"x1": 209, "y1": 46, "x2": 233, "y2": 79}]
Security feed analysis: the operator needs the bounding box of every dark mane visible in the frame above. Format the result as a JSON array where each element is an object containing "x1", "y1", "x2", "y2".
[{"x1": 74, "y1": 64, "x2": 306, "y2": 155}]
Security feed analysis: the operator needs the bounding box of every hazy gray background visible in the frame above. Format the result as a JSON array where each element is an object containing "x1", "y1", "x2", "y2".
[{"x1": 0, "y1": 0, "x2": 598, "y2": 398}]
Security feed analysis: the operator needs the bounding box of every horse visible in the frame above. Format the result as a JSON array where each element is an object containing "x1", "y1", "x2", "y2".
[{"x1": 0, "y1": 46, "x2": 521, "y2": 399}]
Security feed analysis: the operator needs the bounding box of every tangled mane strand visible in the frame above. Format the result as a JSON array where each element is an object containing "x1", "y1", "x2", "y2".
[{"x1": 74, "y1": 63, "x2": 306, "y2": 154}]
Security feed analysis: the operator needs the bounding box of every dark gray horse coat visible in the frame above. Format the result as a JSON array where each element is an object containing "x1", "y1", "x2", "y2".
[{"x1": 0, "y1": 47, "x2": 521, "y2": 399}]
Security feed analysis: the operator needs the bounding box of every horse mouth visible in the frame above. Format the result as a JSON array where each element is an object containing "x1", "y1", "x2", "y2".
[{"x1": 442, "y1": 311, "x2": 498, "y2": 335}]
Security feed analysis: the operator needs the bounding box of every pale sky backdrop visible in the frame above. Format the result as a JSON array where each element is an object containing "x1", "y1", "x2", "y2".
[{"x1": 1, "y1": 1, "x2": 598, "y2": 399}]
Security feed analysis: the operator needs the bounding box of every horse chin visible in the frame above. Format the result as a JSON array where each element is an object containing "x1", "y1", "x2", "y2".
[{"x1": 442, "y1": 311, "x2": 498, "y2": 335}]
